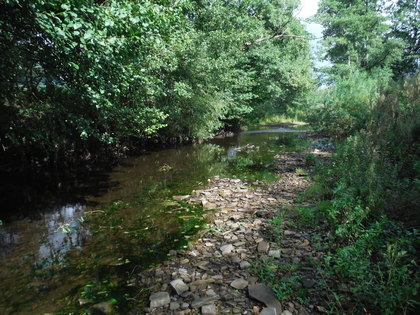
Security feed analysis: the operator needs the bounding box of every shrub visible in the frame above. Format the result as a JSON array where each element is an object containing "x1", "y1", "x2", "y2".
[
  {"x1": 312, "y1": 74, "x2": 419, "y2": 313},
  {"x1": 305, "y1": 68, "x2": 391, "y2": 138}
]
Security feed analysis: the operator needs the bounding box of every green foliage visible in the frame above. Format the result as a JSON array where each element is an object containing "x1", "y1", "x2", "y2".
[
  {"x1": 269, "y1": 209, "x2": 286, "y2": 242},
  {"x1": 253, "y1": 259, "x2": 304, "y2": 302},
  {"x1": 310, "y1": 75, "x2": 419, "y2": 313},
  {"x1": 325, "y1": 219, "x2": 419, "y2": 314},
  {"x1": 316, "y1": 0, "x2": 404, "y2": 74},
  {"x1": 305, "y1": 68, "x2": 391, "y2": 137},
  {"x1": 0, "y1": 0, "x2": 311, "y2": 167},
  {"x1": 387, "y1": 0, "x2": 420, "y2": 77}
]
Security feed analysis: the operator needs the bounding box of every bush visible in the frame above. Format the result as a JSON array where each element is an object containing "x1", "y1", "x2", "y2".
[
  {"x1": 305, "y1": 68, "x2": 391, "y2": 138},
  {"x1": 312, "y1": 74, "x2": 419, "y2": 313}
]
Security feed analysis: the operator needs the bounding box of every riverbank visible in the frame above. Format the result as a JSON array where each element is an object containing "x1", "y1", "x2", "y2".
[{"x1": 133, "y1": 136, "x2": 333, "y2": 315}]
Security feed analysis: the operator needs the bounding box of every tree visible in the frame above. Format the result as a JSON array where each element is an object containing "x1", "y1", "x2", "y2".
[
  {"x1": 0, "y1": 0, "x2": 312, "y2": 167},
  {"x1": 316, "y1": 0, "x2": 403, "y2": 74},
  {"x1": 386, "y1": 0, "x2": 420, "y2": 77}
]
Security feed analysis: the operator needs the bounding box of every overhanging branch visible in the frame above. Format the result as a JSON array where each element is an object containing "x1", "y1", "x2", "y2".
[{"x1": 244, "y1": 34, "x2": 310, "y2": 47}]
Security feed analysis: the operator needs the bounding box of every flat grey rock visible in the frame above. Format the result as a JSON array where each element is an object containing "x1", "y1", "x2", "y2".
[
  {"x1": 248, "y1": 284, "x2": 282, "y2": 314},
  {"x1": 220, "y1": 244, "x2": 234, "y2": 254},
  {"x1": 302, "y1": 278, "x2": 315, "y2": 288},
  {"x1": 149, "y1": 291, "x2": 170, "y2": 308},
  {"x1": 258, "y1": 241, "x2": 270, "y2": 253},
  {"x1": 230, "y1": 278, "x2": 248, "y2": 290},
  {"x1": 260, "y1": 307, "x2": 278, "y2": 315},
  {"x1": 240, "y1": 261, "x2": 251, "y2": 269},
  {"x1": 268, "y1": 250, "x2": 281, "y2": 258},
  {"x1": 170, "y1": 302, "x2": 180, "y2": 310},
  {"x1": 191, "y1": 295, "x2": 220, "y2": 308},
  {"x1": 202, "y1": 303, "x2": 217, "y2": 315},
  {"x1": 170, "y1": 278, "x2": 189, "y2": 295}
]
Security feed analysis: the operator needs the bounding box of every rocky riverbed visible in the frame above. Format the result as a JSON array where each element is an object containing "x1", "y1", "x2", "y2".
[{"x1": 135, "y1": 140, "x2": 332, "y2": 315}]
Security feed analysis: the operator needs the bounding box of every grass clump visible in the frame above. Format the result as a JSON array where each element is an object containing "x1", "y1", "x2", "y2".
[{"x1": 252, "y1": 259, "x2": 305, "y2": 302}]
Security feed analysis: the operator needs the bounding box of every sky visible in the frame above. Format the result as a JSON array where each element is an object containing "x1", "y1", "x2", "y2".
[
  {"x1": 296, "y1": 0, "x2": 323, "y2": 39},
  {"x1": 295, "y1": 0, "x2": 329, "y2": 69},
  {"x1": 296, "y1": 0, "x2": 320, "y2": 19}
]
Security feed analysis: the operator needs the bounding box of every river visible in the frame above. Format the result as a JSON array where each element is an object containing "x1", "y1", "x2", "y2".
[{"x1": 0, "y1": 125, "x2": 308, "y2": 314}]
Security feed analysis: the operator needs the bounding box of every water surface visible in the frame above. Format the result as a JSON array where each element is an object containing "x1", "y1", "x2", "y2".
[{"x1": 0, "y1": 126, "x2": 307, "y2": 314}]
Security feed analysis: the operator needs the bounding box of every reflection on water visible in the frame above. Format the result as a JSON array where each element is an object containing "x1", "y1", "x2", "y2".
[
  {"x1": 0, "y1": 127, "x2": 306, "y2": 314},
  {"x1": 37, "y1": 204, "x2": 87, "y2": 263}
]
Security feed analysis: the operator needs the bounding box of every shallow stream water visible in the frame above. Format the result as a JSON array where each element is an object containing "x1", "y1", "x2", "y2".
[{"x1": 0, "y1": 125, "x2": 308, "y2": 314}]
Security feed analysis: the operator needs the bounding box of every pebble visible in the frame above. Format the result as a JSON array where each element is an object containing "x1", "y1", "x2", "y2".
[
  {"x1": 191, "y1": 295, "x2": 220, "y2": 308},
  {"x1": 202, "y1": 304, "x2": 217, "y2": 315},
  {"x1": 220, "y1": 244, "x2": 234, "y2": 255},
  {"x1": 170, "y1": 301, "x2": 180, "y2": 310},
  {"x1": 302, "y1": 278, "x2": 316, "y2": 288},
  {"x1": 240, "y1": 261, "x2": 251, "y2": 269},
  {"x1": 170, "y1": 279, "x2": 189, "y2": 295},
  {"x1": 258, "y1": 241, "x2": 270, "y2": 253},
  {"x1": 268, "y1": 250, "x2": 281, "y2": 258},
  {"x1": 149, "y1": 292, "x2": 170, "y2": 308},
  {"x1": 230, "y1": 278, "x2": 249, "y2": 290},
  {"x1": 260, "y1": 307, "x2": 278, "y2": 315}
]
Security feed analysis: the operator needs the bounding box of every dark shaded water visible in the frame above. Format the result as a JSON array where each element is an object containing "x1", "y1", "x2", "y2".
[{"x1": 0, "y1": 126, "x2": 308, "y2": 314}]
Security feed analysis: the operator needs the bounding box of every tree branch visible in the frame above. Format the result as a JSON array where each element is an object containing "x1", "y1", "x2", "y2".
[{"x1": 244, "y1": 34, "x2": 309, "y2": 47}]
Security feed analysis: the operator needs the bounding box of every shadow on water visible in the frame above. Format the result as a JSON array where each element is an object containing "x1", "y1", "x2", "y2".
[{"x1": 0, "y1": 126, "x2": 308, "y2": 314}]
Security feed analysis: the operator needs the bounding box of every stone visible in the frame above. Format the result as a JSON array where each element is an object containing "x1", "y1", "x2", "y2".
[
  {"x1": 203, "y1": 202, "x2": 217, "y2": 210},
  {"x1": 297, "y1": 239, "x2": 310, "y2": 248},
  {"x1": 230, "y1": 278, "x2": 248, "y2": 290},
  {"x1": 181, "y1": 302, "x2": 190, "y2": 309},
  {"x1": 220, "y1": 244, "x2": 234, "y2": 251},
  {"x1": 220, "y1": 244, "x2": 234, "y2": 255},
  {"x1": 190, "y1": 278, "x2": 214, "y2": 286},
  {"x1": 248, "y1": 277, "x2": 258, "y2": 285},
  {"x1": 170, "y1": 302, "x2": 180, "y2": 310},
  {"x1": 248, "y1": 284, "x2": 282, "y2": 314},
  {"x1": 173, "y1": 195, "x2": 190, "y2": 201},
  {"x1": 260, "y1": 307, "x2": 278, "y2": 315},
  {"x1": 194, "y1": 261, "x2": 210, "y2": 267},
  {"x1": 191, "y1": 295, "x2": 220, "y2": 308},
  {"x1": 78, "y1": 299, "x2": 93, "y2": 305},
  {"x1": 231, "y1": 256, "x2": 241, "y2": 263},
  {"x1": 268, "y1": 250, "x2": 281, "y2": 258},
  {"x1": 171, "y1": 279, "x2": 189, "y2": 295},
  {"x1": 281, "y1": 310, "x2": 293, "y2": 315},
  {"x1": 202, "y1": 304, "x2": 217, "y2": 315},
  {"x1": 302, "y1": 278, "x2": 315, "y2": 288},
  {"x1": 206, "y1": 289, "x2": 217, "y2": 296},
  {"x1": 240, "y1": 261, "x2": 251, "y2": 269},
  {"x1": 258, "y1": 241, "x2": 270, "y2": 253},
  {"x1": 149, "y1": 292, "x2": 171, "y2": 308},
  {"x1": 92, "y1": 302, "x2": 113, "y2": 314}
]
